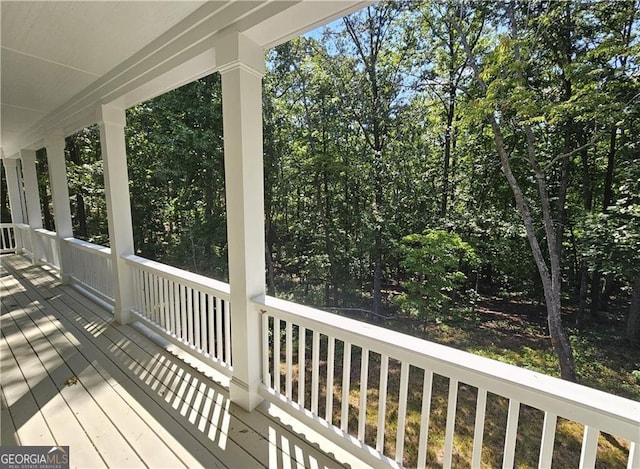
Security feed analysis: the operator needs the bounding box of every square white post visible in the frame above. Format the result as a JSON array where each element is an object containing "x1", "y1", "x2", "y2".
[
  {"x1": 20, "y1": 149, "x2": 43, "y2": 264},
  {"x1": 97, "y1": 104, "x2": 135, "y2": 324},
  {"x1": 2, "y1": 158, "x2": 25, "y2": 224},
  {"x1": 45, "y1": 134, "x2": 74, "y2": 280},
  {"x1": 219, "y1": 32, "x2": 266, "y2": 411}
]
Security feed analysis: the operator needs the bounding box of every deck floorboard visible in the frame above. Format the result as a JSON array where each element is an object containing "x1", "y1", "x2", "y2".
[{"x1": 0, "y1": 255, "x2": 350, "y2": 468}]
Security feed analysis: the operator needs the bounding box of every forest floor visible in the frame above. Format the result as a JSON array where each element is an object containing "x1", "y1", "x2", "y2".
[
  {"x1": 330, "y1": 295, "x2": 640, "y2": 467},
  {"x1": 298, "y1": 294, "x2": 637, "y2": 467},
  {"x1": 377, "y1": 295, "x2": 640, "y2": 401}
]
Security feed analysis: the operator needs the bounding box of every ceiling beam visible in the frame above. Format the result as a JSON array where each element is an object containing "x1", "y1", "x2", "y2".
[{"x1": 2, "y1": 1, "x2": 373, "y2": 156}]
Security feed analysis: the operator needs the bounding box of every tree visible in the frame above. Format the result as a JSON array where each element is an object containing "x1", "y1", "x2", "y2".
[
  {"x1": 578, "y1": 0, "x2": 639, "y2": 321},
  {"x1": 0, "y1": 163, "x2": 11, "y2": 223},
  {"x1": 394, "y1": 229, "x2": 479, "y2": 330},
  {"x1": 126, "y1": 74, "x2": 228, "y2": 279},
  {"x1": 417, "y1": 2, "x2": 483, "y2": 218},
  {"x1": 265, "y1": 38, "x2": 363, "y2": 304},
  {"x1": 449, "y1": 3, "x2": 584, "y2": 380},
  {"x1": 35, "y1": 148, "x2": 55, "y2": 231},
  {"x1": 583, "y1": 204, "x2": 640, "y2": 342},
  {"x1": 335, "y1": 2, "x2": 416, "y2": 318},
  {"x1": 63, "y1": 0, "x2": 636, "y2": 377},
  {"x1": 65, "y1": 126, "x2": 106, "y2": 244}
]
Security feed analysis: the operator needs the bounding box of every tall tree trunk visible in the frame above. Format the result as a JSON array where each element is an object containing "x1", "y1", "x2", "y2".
[
  {"x1": 344, "y1": 9, "x2": 392, "y2": 321},
  {"x1": 440, "y1": 81, "x2": 455, "y2": 218},
  {"x1": 451, "y1": 6, "x2": 577, "y2": 381},
  {"x1": 580, "y1": 142, "x2": 593, "y2": 213},
  {"x1": 587, "y1": 127, "x2": 618, "y2": 316},
  {"x1": 555, "y1": 126, "x2": 570, "y2": 256},
  {"x1": 68, "y1": 137, "x2": 88, "y2": 238},
  {"x1": 203, "y1": 154, "x2": 216, "y2": 259},
  {"x1": 266, "y1": 240, "x2": 276, "y2": 296},
  {"x1": 319, "y1": 98, "x2": 338, "y2": 306},
  {"x1": 265, "y1": 214, "x2": 276, "y2": 296},
  {"x1": 627, "y1": 278, "x2": 640, "y2": 343},
  {"x1": 369, "y1": 55, "x2": 385, "y2": 321},
  {"x1": 372, "y1": 149, "x2": 383, "y2": 321},
  {"x1": 576, "y1": 260, "x2": 589, "y2": 328},
  {"x1": 602, "y1": 126, "x2": 617, "y2": 211},
  {"x1": 600, "y1": 273, "x2": 615, "y2": 312},
  {"x1": 76, "y1": 193, "x2": 88, "y2": 239},
  {"x1": 577, "y1": 136, "x2": 593, "y2": 324},
  {"x1": 40, "y1": 183, "x2": 55, "y2": 231},
  {"x1": 590, "y1": 271, "x2": 601, "y2": 317},
  {"x1": 506, "y1": 121, "x2": 577, "y2": 381}
]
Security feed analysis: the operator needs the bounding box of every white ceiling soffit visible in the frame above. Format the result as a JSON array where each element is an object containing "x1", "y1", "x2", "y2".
[
  {"x1": 1, "y1": 1, "x2": 371, "y2": 157},
  {"x1": 1, "y1": 0, "x2": 208, "y2": 155}
]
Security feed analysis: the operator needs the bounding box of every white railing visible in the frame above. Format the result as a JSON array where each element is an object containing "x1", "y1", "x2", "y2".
[
  {"x1": 123, "y1": 254, "x2": 233, "y2": 375},
  {"x1": 255, "y1": 295, "x2": 640, "y2": 469},
  {"x1": 8, "y1": 227, "x2": 638, "y2": 467},
  {"x1": 0, "y1": 223, "x2": 16, "y2": 253},
  {"x1": 33, "y1": 228, "x2": 60, "y2": 269},
  {"x1": 14, "y1": 223, "x2": 33, "y2": 258},
  {"x1": 66, "y1": 237, "x2": 114, "y2": 303}
]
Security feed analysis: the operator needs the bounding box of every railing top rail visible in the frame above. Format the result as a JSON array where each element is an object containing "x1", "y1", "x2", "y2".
[
  {"x1": 65, "y1": 237, "x2": 111, "y2": 256},
  {"x1": 34, "y1": 228, "x2": 57, "y2": 237},
  {"x1": 254, "y1": 294, "x2": 640, "y2": 442},
  {"x1": 0, "y1": 223, "x2": 15, "y2": 228},
  {"x1": 122, "y1": 253, "x2": 230, "y2": 299}
]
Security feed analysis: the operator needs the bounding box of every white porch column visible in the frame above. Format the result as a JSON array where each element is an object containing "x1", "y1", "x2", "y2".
[
  {"x1": 218, "y1": 32, "x2": 266, "y2": 411},
  {"x1": 2, "y1": 158, "x2": 25, "y2": 224},
  {"x1": 97, "y1": 104, "x2": 135, "y2": 324},
  {"x1": 20, "y1": 149, "x2": 43, "y2": 264},
  {"x1": 45, "y1": 134, "x2": 73, "y2": 280},
  {"x1": 19, "y1": 150, "x2": 42, "y2": 228}
]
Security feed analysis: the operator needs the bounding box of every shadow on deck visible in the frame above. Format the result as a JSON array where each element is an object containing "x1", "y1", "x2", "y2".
[{"x1": 0, "y1": 255, "x2": 353, "y2": 468}]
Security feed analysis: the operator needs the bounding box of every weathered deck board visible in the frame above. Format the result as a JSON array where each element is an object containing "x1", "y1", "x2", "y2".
[
  {"x1": 0, "y1": 390, "x2": 19, "y2": 446},
  {"x1": 1, "y1": 271, "x2": 193, "y2": 468},
  {"x1": 17, "y1": 262, "x2": 301, "y2": 467},
  {"x1": 0, "y1": 255, "x2": 351, "y2": 469},
  {"x1": 1, "y1": 307, "x2": 107, "y2": 467}
]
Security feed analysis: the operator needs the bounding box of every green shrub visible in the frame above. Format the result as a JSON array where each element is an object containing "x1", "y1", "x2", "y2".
[{"x1": 393, "y1": 230, "x2": 480, "y2": 328}]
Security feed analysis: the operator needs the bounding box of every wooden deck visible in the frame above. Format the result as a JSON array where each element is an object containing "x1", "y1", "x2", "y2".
[{"x1": 0, "y1": 255, "x2": 356, "y2": 468}]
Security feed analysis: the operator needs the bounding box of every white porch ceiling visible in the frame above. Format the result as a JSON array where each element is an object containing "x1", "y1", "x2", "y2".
[
  {"x1": 1, "y1": 1, "x2": 369, "y2": 157},
  {"x1": 1, "y1": 1, "x2": 206, "y2": 155}
]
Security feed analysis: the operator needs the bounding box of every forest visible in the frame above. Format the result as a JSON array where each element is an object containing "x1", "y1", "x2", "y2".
[{"x1": 8, "y1": 1, "x2": 639, "y2": 392}]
